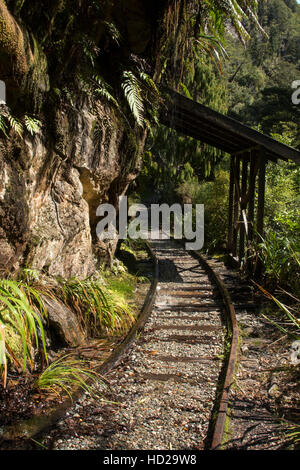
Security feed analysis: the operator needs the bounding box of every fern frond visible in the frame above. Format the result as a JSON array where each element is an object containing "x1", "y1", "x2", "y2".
[
  {"x1": 102, "y1": 21, "x2": 121, "y2": 45},
  {"x1": 93, "y1": 75, "x2": 119, "y2": 107},
  {"x1": 0, "y1": 113, "x2": 8, "y2": 137},
  {"x1": 195, "y1": 35, "x2": 228, "y2": 73},
  {"x1": 82, "y1": 36, "x2": 100, "y2": 67},
  {"x1": 7, "y1": 112, "x2": 23, "y2": 137},
  {"x1": 121, "y1": 71, "x2": 144, "y2": 127},
  {"x1": 139, "y1": 72, "x2": 160, "y2": 97},
  {"x1": 179, "y1": 82, "x2": 192, "y2": 99},
  {"x1": 24, "y1": 115, "x2": 42, "y2": 135}
]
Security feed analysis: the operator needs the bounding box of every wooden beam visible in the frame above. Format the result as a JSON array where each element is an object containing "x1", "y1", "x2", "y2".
[
  {"x1": 162, "y1": 89, "x2": 300, "y2": 165},
  {"x1": 163, "y1": 120, "x2": 235, "y2": 154},
  {"x1": 162, "y1": 113, "x2": 241, "y2": 153},
  {"x1": 171, "y1": 110, "x2": 247, "y2": 149}
]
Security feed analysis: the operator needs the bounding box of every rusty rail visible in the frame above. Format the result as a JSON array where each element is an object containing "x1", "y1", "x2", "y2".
[
  {"x1": 0, "y1": 243, "x2": 159, "y2": 445},
  {"x1": 1, "y1": 241, "x2": 239, "y2": 450},
  {"x1": 190, "y1": 251, "x2": 239, "y2": 450}
]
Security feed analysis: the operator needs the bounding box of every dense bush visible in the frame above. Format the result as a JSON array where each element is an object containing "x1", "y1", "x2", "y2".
[
  {"x1": 255, "y1": 158, "x2": 300, "y2": 294},
  {"x1": 176, "y1": 168, "x2": 229, "y2": 253}
]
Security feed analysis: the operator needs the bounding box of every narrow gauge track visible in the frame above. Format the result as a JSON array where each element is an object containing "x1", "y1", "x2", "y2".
[{"x1": 40, "y1": 239, "x2": 239, "y2": 451}]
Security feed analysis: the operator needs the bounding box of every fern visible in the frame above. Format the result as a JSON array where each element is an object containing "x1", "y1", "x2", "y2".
[
  {"x1": 24, "y1": 115, "x2": 42, "y2": 135},
  {"x1": 179, "y1": 82, "x2": 192, "y2": 99},
  {"x1": 62, "y1": 87, "x2": 75, "y2": 107},
  {"x1": 7, "y1": 112, "x2": 23, "y2": 137},
  {"x1": 93, "y1": 75, "x2": 119, "y2": 108},
  {"x1": 0, "y1": 113, "x2": 8, "y2": 137},
  {"x1": 195, "y1": 35, "x2": 228, "y2": 73},
  {"x1": 139, "y1": 72, "x2": 160, "y2": 98},
  {"x1": 0, "y1": 111, "x2": 42, "y2": 138},
  {"x1": 121, "y1": 71, "x2": 144, "y2": 127},
  {"x1": 0, "y1": 110, "x2": 23, "y2": 137},
  {"x1": 82, "y1": 36, "x2": 100, "y2": 67},
  {"x1": 103, "y1": 21, "x2": 121, "y2": 45}
]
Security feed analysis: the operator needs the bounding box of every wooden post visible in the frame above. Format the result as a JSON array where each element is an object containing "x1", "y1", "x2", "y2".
[
  {"x1": 247, "y1": 150, "x2": 257, "y2": 244},
  {"x1": 239, "y1": 155, "x2": 248, "y2": 264},
  {"x1": 255, "y1": 148, "x2": 266, "y2": 278},
  {"x1": 257, "y1": 148, "x2": 266, "y2": 240},
  {"x1": 232, "y1": 156, "x2": 240, "y2": 258},
  {"x1": 227, "y1": 155, "x2": 235, "y2": 253},
  {"x1": 245, "y1": 150, "x2": 257, "y2": 273}
]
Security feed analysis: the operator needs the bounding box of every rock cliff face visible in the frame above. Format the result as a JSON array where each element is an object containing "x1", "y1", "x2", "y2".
[
  {"x1": 0, "y1": 0, "x2": 164, "y2": 278},
  {"x1": 0, "y1": 96, "x2": 146, "y2": 278}
]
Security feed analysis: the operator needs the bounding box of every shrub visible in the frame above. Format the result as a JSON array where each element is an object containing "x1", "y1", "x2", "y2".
[{"x1": 177, "y1": 169, "x2": 229, "y2": 252}]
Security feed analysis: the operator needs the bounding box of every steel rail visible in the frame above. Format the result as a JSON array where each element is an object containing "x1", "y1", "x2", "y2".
[
  {"x1": 0, "y1": 243, "x2": 159, "y2": 445},
  {"x1": 190, "y1": 250, "x2": 239, "y2": 450}
]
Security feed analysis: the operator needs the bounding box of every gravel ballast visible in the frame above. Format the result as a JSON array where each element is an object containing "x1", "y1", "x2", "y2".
[{"x1": 41, "y1": 240, "x2": 227, "y2": 450}]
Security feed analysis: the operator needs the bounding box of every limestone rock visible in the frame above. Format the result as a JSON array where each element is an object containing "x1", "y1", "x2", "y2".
[{"x1": 0, "y1": 98, "x2": 144, "y2": 278}]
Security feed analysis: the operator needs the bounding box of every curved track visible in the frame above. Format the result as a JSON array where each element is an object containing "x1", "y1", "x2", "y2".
[{"x1": 40, "y1": 239, "x2": 237, "y2": 450}]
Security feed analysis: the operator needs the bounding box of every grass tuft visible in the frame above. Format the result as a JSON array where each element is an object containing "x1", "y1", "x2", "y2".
[
  {"x1": 34, "y1": 354, "x2": 104, "y2": 399},
  {"x1": 0, "y1": 279, "x2": 48, "y2": 381},
  {"x1": 57, "y1": 276, "x2": 135, "y2": 337}
]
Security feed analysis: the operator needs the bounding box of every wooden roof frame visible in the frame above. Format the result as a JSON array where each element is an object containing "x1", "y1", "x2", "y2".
[
  {"x1": 160, "y1": 89, "x2": 300, "y2": 271},
  {"x1": 160, "y1": 89, "x2": 300, "y2": 165}
]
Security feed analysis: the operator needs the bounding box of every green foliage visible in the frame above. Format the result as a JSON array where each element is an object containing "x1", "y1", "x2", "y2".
[
  {"x1": 136, "y1": 41, "x2": 230, "y2": 202},
  {"x1": 0, "y1": 109, "x2": 42, "y2": 138},
  {"x1": 0, "y1": 109, "x2": 22, "y2": 137},
  {"x1": 0, "y1": 279, "x2": 48, "y2": 378},
  {"x1": 57, "y1": 276, "x2": 134, "y2": 337},
  {"x1": 24, "y1": 115, "x2": 42, "y2": 135},
  {"x1": 102, "y1": 21, "x2": 121, "y2": 46},
  {"x1": 176, "y1": 168, "x2": 230, "y2": 253},
  {"x1": 252, "y1": 159, "x2": 300, "y2": 293},
  {"x1": 121, "y1": 70, "x2": 145, "y2": 128},
  {"x1": 224, "y1": 0, "x2": 300, "y2": 145},
  {"x1": 0, "y1": 112, "x2": 8, "y2": 137},
  {"x1": 255, "y1": 232, "x2": 299, "y2": 292},
  {"x1": 287, "y1": 424, "x2": 300, "y2": 448},
  {"x1": 195, "y1": 35, "x2": 228, "y2": 73},
  {"x1": 259, "y1": 285, "x2": 300, "y2": 340},
  {"x1": 0, "y1": 266, "x2": 138, "y2": 387},
  {"x1": 92, "y1": 74, "x2": 119, "y2": 108},
  {"x1": 6, "y1": 112, "x2": 23, "y2": 137},
  {"x1": 81, "y1": 35, "x2": 100, "y2": 68},
  {"x1": 176, "y1": 174, "x2": 202, "y2": 203},
  {"x1": 34, "y1": 354, "x2": 104, "y2": 399}
]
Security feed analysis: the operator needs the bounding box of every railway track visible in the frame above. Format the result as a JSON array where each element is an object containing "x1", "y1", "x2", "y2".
[
  {"x1": 1, "y1": 238, "x2": 256, "y2": 450},
  {"x1": 37, "y1": 239, "x2": 241, "y2": 450}
]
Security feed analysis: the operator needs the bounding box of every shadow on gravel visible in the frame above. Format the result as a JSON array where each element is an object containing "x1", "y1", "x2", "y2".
[{"x1": 158, "y1": 259, "x2": 183, "y2": 282}]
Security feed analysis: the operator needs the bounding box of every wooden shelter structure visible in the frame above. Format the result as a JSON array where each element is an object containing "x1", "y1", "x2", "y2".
[{"x1": 161, "y1": 89, "x2": 300, "y2": 268}]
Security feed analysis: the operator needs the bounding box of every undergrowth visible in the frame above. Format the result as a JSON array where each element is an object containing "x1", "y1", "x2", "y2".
[
  {"x1": 34, "y1": 355, "x2": 104, "y2": 399},
  {"x1": 255, "y1": 283, "x2": 300, "y2": 448},
  {"x1": 0, "y1": 263, "x2": 141, "y2": 389}
]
